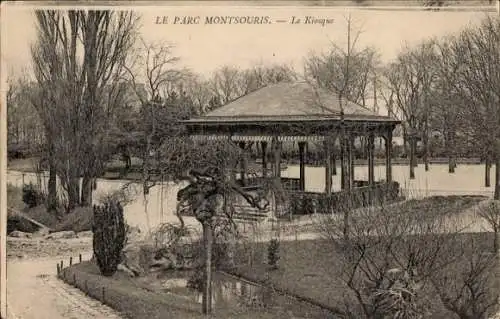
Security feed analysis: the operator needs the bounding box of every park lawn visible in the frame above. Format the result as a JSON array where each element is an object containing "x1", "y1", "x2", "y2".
[
  {"x1": 232, "y1": 239, "x2": 347, "y2": 311},
  {"x1": 399, "y1": 194, "x2": 487, "y2": 218},
  {"x1": 229, "y1": 195, "x2": 494, "y2": 317},
  {"x1": 230, "y1": 232, "x2": 495, "y2": 318},
  {"x1": 64, "y1": 261, "x2": 301, "y2": 319}
]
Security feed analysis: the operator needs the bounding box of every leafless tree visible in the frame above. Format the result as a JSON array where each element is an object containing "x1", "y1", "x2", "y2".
[
  {"x1": 31, "y1": 10, "x2": 139, "y2": 211},
  {"x1": 385, "y1": 40, "x2": 439, "y2": 179},
  {"x1": 208, "y1": 65, "x2": 245, "y2": 108},
  {"x1": 240, "y1": 63, "x2": 298, "y2": 95},
  {"x1": 316, "y1": 197, "x2": 495, "y2": 318},
  {"x1": 431, "y1": 235, "x2": 498, "y2": 319},
  {"x1": 437, "y1": 16, "x2": 500, "y2": 198},
  {"x1": 173, "y1": 139, "x2": 274, "y2": 314}
]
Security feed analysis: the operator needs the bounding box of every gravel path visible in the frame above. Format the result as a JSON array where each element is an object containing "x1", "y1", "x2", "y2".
[{"x1": 6, "y1": 239, "x2": 123, "y2": 319}]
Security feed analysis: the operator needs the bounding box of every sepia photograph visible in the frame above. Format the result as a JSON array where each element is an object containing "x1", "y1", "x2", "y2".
[{"x1": 1, "y1": 1, "x2": 499, "y2": 318}]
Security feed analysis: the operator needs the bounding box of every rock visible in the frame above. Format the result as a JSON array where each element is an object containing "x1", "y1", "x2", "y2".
[
  {"x1": 120, "y1": 242, "x2": 155, "y2": 277},
  {"x1": 117, "y1": 263, "x2": 139, "y2": 277},
  {"x1": 126, "y1": 226, "x2": 143, "y2": 242},
  {"x1": 77, "y1": 230, "x2": 93, "y2": 238},
  {"x1": 34, "y1": 227, "x2": 50, "y2": 236},
  {"x1": 9, "y1": 230, "x2": 32, "y2": 238},
  {"x1": 45, "y1": 230, "x2": 77, "y2": 240}
]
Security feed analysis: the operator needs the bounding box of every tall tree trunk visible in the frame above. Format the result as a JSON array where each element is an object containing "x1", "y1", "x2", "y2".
[
  {"x1": 409, "y1": 138, "x2": 416, "y2": 179},
  {"x1": 485, "y1": 156, "x2": 491, "y2": 187},
  {"x1": 423, "y1": 127, "x2": 429, "y2": 172},
  {"x1": 332, "y1": 153, "x2": 337, "y2": 175},
  {"x1": 495, "y1": 157, "x2": 500, "y2": 200},
  {"x1": 125, "y1": 153, "x2": 131, "y2": 171},
  {"x1": 448, "y1": 157, "x2": 456, "y2": 174},
  {"x1": 46, "y1": 144, "x2": 57, "y2": 212},
  {"x1": 202, "y1": 220, "x2": 213, "y2": 314},
  {"x1": 67, "y1": 177, "x2": 80, "y2": 212},
  {"x1": 447, "y1": 131, "x2": 455, "y2": 174},
  {"x1": 403, "y1": 131, "x2": 409, "y2": 157},
  {"x1": 80, "y1": 175, "x2": 93, "y2": 206}
]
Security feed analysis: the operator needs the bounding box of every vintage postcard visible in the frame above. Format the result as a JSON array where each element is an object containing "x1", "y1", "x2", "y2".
[{"x1": 1, "y1": 1, "x2": 499, "y2": 318}]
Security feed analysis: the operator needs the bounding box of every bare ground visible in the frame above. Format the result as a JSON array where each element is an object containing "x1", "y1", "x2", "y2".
[{"x1": 6, "y1": 236, "x2": 123, "y2": 319}]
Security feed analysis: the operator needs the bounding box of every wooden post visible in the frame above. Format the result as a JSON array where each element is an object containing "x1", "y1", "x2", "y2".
[
  {"x1": 202, "y1": 221, "x2": 213, "y2": 314},
  {"x1": 340, "y1": 137, "x2": 346, "y2": 190},
  {"x1": 298, "y1": 141, "x2": 306, "y2": 192},
  {"x1": 273, "y1": 138, "x2": 281, "y2": 178},
  {"x1": 60, "y1": 260, "x2": 63, "y2": 270},
  {"x1": 79, "y1": 254, "x2": 82, "y2": 263},
  {"x1": 324, "y1": 139, "x2": 332, "y2": 194},
  {"x1": 368, "y1": 134, "x2": 375, "y2": 186},
  {"x1": 261, "y1": 141, "x2": 268, "y2": 177},
  {"x1": 70, "y1": 257, "x2": 73, "y2": 266},
  {"x1": 102, "y1": 287, "x2": 106, "y2": 302},
  {"x1": 238, "y1": 141, "x2": 247, "y2": 186},
  {"x1": 350, "y1": 136, "x2": 355, "y2": 185},
  {"x1": 385, "y1": 129, "x2": 393, "y2": 183}
]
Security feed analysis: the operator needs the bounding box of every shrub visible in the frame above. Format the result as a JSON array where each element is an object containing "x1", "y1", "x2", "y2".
[
  {"x1": 267, "y1": 238, "x2": 280, "y2": 270},
  {"x1": 93, "y1": 200, "x2": 127, "y2": 276},
  {"x1": 187, "y1": 266, "x2": 204, "y2": 292},
  {"x1": 22, "y1": 183, "x2": 44, "y2": 208}
]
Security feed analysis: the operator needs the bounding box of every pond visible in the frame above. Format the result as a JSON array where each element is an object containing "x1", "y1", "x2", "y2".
[
  {"x1": 140, "y1": 270, "x2": 337, "y2": 318},
  {"x1": 7, "y1": 163, "x2": 495, "y2": 232}
]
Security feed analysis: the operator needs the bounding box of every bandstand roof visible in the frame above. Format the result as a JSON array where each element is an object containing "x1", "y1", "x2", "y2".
[{"x1": 183, "y1": 81, "x2": 400, "y2": 142}]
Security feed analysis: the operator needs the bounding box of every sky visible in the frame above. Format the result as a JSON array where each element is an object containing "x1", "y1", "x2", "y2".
[{"x1": 1, "y1": 4, "x2": 496, "y2": 79}]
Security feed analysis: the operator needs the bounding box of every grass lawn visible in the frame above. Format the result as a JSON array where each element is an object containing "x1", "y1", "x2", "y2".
[
  {"x1": 229, "y1": 233, "x2": 496, "y2": 319},
  {"x1": 7, "y1": 184, "x2": 93, "y2": 233},
  {"x1": 64, "y1": 261, "x2": 317, "y2": 319},
  {"x1": 227, "y1": 195, "x2": 496, "y2": 318},
  {"x1": 57, "y1": 195, "x2": 497, "y2": 318}
]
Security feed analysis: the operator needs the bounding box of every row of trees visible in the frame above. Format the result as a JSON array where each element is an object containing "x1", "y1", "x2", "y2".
[
  {"x1": 302, "y1": 14, "x2": 499, "y2": 198},
  {"x1": 384, "y1": 15, "x2": 499, "y2": 197},
  {"x1": 6, "y1": 10, "x2": 297, "y2": 214},
  {"x1": 6, "y1": 11, "x2": 500, "y2": 213}
]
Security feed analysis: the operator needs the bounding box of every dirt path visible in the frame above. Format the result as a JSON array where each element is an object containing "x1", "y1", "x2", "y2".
[
  {"x1": 6, "y1": 238, "x2": 123, "y2": 319},
  {"x1": 7, "y1": 255, "x2": 124, "y2": 319}
]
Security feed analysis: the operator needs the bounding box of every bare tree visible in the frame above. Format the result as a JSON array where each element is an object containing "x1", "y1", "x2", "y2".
[
  {"x1": 437, "y1": 16, "x2": 500, "y2": 198},
  {"x1": 385, "y1": 40, "x2": 438, "y2": 179},
  {"x1": 31, "y1": 10, "x2": 139, "y2": 211},
  {"x1": 174, "y1": 140, "x2": 273, "y2": 314},
  {"x1": 208, "y1": 65, "x2": 245, "y2": 107},
  {"x1": 240, "y1": 63, "x2": 297, "y2": 95},
  {"x1": 316, "y1": 197, "x2": 495, "y2": 318},
  {"x1": 304, "y1": 20, "x2": 379, "y2": 109},
  {"x1": 431, "y1": 234, "x2": 498, "y2": 319}
]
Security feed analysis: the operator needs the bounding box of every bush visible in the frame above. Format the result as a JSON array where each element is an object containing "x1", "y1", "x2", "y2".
[
  {"x1": 7, "y1": 183, "x2": 24, "y2": 210},
  {"x1": 267, "y1": 238, "x2": 280, "y2": 270},
  {"x1": 54, "y1": 206, "x2": 93, "y2": 233},
  {"x1": 93, "y1": 200, "x2": 127, "y2": 276},
  {"x1": 22, "y1": 183, "x2": 44, "y2": 208}
]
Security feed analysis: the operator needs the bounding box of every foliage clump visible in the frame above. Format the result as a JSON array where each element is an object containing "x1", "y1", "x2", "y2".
[
  {"x1": 93, "y1": 199, "x2": 127, "y2": 276},
  {"x1": 267, "y1": 238, "x2": 280, "y2": 270},
  {"x1": 22, "y1": 182, "x2": 45, "y2": 208}
]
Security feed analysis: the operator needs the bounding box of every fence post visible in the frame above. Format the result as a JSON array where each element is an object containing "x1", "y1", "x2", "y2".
[
  {"x1": 70, "y1": 257, "x2": 73, "y2": 266},
  {"x1": 79, "y1": 254, "x2": 82, "y2": 263},
  {"x1": 60, "y1": 260, "x2": 63, "y2": 270},
  {"x1": 57, "y1": 263, "x2": 60, "y2": 276},
  {"x1": 102, "y1": 287, "x2": 106, "y2": 302}
]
